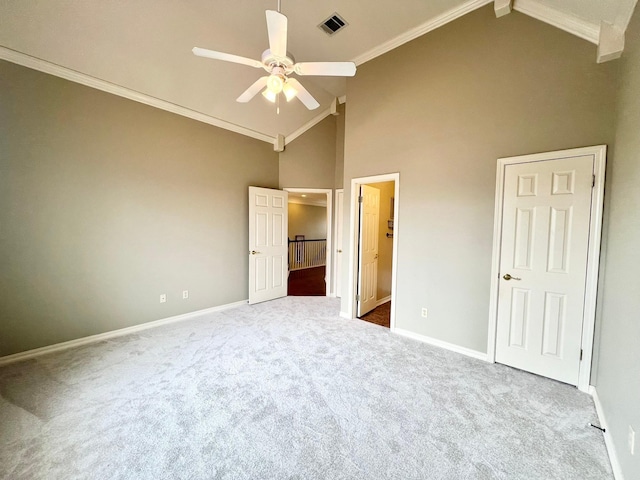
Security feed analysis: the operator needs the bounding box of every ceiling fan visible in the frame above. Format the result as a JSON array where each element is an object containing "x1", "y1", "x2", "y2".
[{"x1": 192, "y1": 3, "x2": 356, "y2": 111}]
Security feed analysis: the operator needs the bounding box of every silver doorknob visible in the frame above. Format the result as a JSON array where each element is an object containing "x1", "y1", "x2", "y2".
[
  {"x1": 250, "y1": 250, "x2": 261, "y2": 255},
  {"x1": 503, "y1": 273, "x2": 521, "y2": 281}
]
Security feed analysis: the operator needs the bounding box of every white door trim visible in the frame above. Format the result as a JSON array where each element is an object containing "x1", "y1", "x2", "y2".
[
  {"x1": 334, "y1": 189, "x2": 344, "y2": 298},
  {"x1": 347, "y1": 173, "x2": 400, "y2": 329},
  {"x1": 283, "y1": 188, "x2": 333, "y2": 296},
  {"x1": 487, "y1": 145, "x2": 606, "y2": 392}
]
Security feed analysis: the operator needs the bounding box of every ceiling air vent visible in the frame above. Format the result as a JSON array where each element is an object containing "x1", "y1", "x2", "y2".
[{"x1": 318, "y1": 13, "x2": 348, "y2": 36}]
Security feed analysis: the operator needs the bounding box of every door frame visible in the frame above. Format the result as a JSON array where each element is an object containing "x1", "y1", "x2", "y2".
[
  {"x1": 487, "y1": 145, "x2": 606, "y2": 392},
  {"x1": 283, "y1": 188, "x2": 333, "y2": 296},
  {"x1": 347, "y1": 173, "x2": 400, "y2": 328},
  {"x1": 333, "y1": 189, "x2": 344, "y2": 298}
]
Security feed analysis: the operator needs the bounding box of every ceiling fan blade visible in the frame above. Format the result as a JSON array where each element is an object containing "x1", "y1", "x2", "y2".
[
  {"x1": 236, "y1": 76, "x2": 270, "y2": 103},
  {"x1": 266, "y1": 10, "x2": 287, "y2": 57},
  {"x1": 294, "y1": 62, "x2": 356, "y2": 77},
  {"x1": 286, "y1": 78, "x2": 320, "y2": 110},
  {"x1": 192, "y1": 47, "x2": 263, "y2": 69}
]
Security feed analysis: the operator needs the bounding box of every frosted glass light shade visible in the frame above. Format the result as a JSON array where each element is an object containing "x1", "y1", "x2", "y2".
[
  {"x1": 267, "y1": 74, "x2": 284, "y2": 94},
  {"x1": 283, "y1": 82, "x2": 297, "y2": 102},
  {"x1": 262, "y1": 89, "x2": 277, "y2": 103}
]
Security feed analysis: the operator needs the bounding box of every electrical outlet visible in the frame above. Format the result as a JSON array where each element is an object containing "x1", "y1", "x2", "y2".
[
  {"x1": 182, "y1": 290, "x2": 189, "y2": 299},
  {"x1": 629, "y1": 426, "x2": 636, "y2": 455},
  {"x1": 160, "y1": 294, "x2": 166, "y2": 303},
  {"x1": 421, "y1": 308, "x2": 428, "y2": 318}
]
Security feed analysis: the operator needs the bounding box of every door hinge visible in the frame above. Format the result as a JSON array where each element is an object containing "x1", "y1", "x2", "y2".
[
  {"x1": 580, "y1": 349, "x2": 583, "y2": 361},
  {"x1": 356, "y1": 294, "x2": 361, "y2": 301},
  {"x1": 358, "y1": 196, "x2": 363, "y2": 203},
  {"x1": 592, "y1": 175, "x2": 596, "y2": 188}
]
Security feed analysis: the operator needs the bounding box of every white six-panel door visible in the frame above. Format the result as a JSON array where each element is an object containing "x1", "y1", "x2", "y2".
[
  {"x1": 357, "y1": 185, "x2": 380, "y2": 317},
  {"x1": 495, "y1": 155, "x2": 593, "y2": 385},
  {"x1": 248, "y1": 187, "x2": 288, "y2": 305}
]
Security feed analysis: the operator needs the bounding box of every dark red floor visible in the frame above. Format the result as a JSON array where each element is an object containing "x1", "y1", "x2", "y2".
[
  {"x1": 359, "y1": 302, "x2": 391, "y2": 328},
  {"x1": 288, "y1": 266, "x2": 326, "y2": 296}
]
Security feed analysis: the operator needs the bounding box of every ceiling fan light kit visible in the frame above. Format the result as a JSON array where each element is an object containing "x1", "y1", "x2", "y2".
[{"x1": 192, "y1": 5, "x2": 356, "y2": 112}]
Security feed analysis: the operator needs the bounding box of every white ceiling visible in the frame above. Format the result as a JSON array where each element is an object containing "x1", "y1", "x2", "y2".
[
  {"x1": 288, "y1": 192, "x2": 328, "y2": 207},
  {"x1": 0, "y1": 0, "x2": 636, "y2": 146}
]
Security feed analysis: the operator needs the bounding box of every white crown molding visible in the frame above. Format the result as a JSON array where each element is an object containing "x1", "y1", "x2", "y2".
[
  {"x1": 352, "y1": 0, "x2": 493, "y2": 66},
  {"x1": 0, "y1": 299, "x2": 249, "y2": 366},
  {"x1": 513, "y1": 0, "x2": 600, "y2": 44},
  {"x1": 284, "y1": 106, "x2": 332, "y2": 145},
  {"x1": 590, "y1": 386, "x2": 626, "y2": 480},
  {"x1": 0, "y1": 46, "x2": 275, "y2": 144}
]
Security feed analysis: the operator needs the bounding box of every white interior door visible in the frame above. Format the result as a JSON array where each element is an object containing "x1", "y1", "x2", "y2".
[
  {"x1": 248, "y1": 186, "x2": 288, "y2": 304},
  {"x1": 357, "y1": 185, "x2": 380, "y2": 317},
  {"x1": 495, "y1": 155, "x2": 594, "y2": 385},
  {"x1": 334, "y1": 189, "x2": 344, "y2": 298}
]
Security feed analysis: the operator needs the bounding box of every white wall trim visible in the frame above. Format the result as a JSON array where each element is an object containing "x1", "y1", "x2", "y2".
[
  {"x1": 486, "y1": 145, "x2": 607, "y2": 393},
  {"x1": 590, "y1": 386, "x2": 626, "y2": 480},
  {"x1": 333, "y1": 189, "x2": 345, "y2": 300},
  {"x1": 394, "y1": 328, "x2": 488, "y2": 362},
  {"x1": 0, "y1": 46, "x2": 275, "y2": 145},
  {"x1": 494, "y1": 0, "x2": 513, "y2": 18},
  {"x1": 513, "y1": 0, "x2": 600, "y2": 44},
  {"x1": 284, "y1": 107, "x2": 332, "y2": 145},
  {"x1": 347, "y1": 173, "x2": 400, "y2": 329},
  {"x1": 0, "y1": 300, "x2": 248, "y2": 367},
  {"x1": 352, "y1": 0, "x2": 493, "y2": 66},
  {"x1": 339, "y1": 311, "x2": 352, "y2": 319},
  {"x1": 376, "y1": 296, "x2": 391, "y2": 307},
  {"x1": 283, "y1": 188, "x2": 333, "y2": 296}
]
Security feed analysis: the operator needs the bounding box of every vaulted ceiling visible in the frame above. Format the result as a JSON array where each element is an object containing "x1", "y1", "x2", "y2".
[{"x1": 0, "y1": 0, "x2": 637, "y2": 148}]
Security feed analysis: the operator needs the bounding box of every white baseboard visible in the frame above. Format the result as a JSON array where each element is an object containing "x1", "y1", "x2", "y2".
[
  {"x1": 0, "y1": 299, "x2": 248, "y2": 367},
  {"x1": 590, "y1": 386, "x2": 625, "y2": 480},
  {"x1": 339, "y1": 311, "x2": 352, "y2": 319},
  {"x1": 376, "y1": 296, "x2": 391, "y2": 307},
  {"x1": 393, "y1": 328, "x2": 488, "y2": 362}
]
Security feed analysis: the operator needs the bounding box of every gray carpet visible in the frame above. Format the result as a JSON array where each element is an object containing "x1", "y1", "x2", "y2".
[{"x1": 0, "y1": 296, "x2": 612, "y2": 479}]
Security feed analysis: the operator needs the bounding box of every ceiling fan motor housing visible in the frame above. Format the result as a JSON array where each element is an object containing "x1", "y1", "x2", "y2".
[{"x1": 261, "y1": 49, "x2": 295, "y2": 74}]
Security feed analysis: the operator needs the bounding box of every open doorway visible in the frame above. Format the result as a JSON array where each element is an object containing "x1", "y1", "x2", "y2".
[
  {"x1": 347, "y1": 174, "x2": 399, "y2": 329},
  {"x1": 284, "y1": 188, "x2": 332, "y2": 296}
]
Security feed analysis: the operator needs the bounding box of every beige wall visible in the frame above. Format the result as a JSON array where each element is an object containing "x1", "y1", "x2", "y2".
[
  {"x1": 288, "y1": 203, "x2": 327, "y2": 240},
  {"x1": 369, "y1": 181, "x2": 394, "y2": 301},
  {"x1": 593, "y1": 7, "x2": 640, "y2": 478},
  {"x1": 0, "y1": 60, "x2": 279, "y2": 356},
  {"x1": 279, "y1": 115, "x2": 337, "y2": 189},
  {"x1": 341, "y1": 6, "x2": 618, "y2": 352},
  {"x1": 335, "y1": 104, "x2": 346, "y2": 189}
]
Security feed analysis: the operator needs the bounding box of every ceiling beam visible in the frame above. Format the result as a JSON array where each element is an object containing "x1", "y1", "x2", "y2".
[
  {"x1": 597, "y1": 21, "x2": 625, "y2": 63},
  {"x1": 513, "y1": 0, "x2": 599, "y2": 44},
  {"x1": 494, "y1": 0, "x2": 512, "y2": 18}
]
